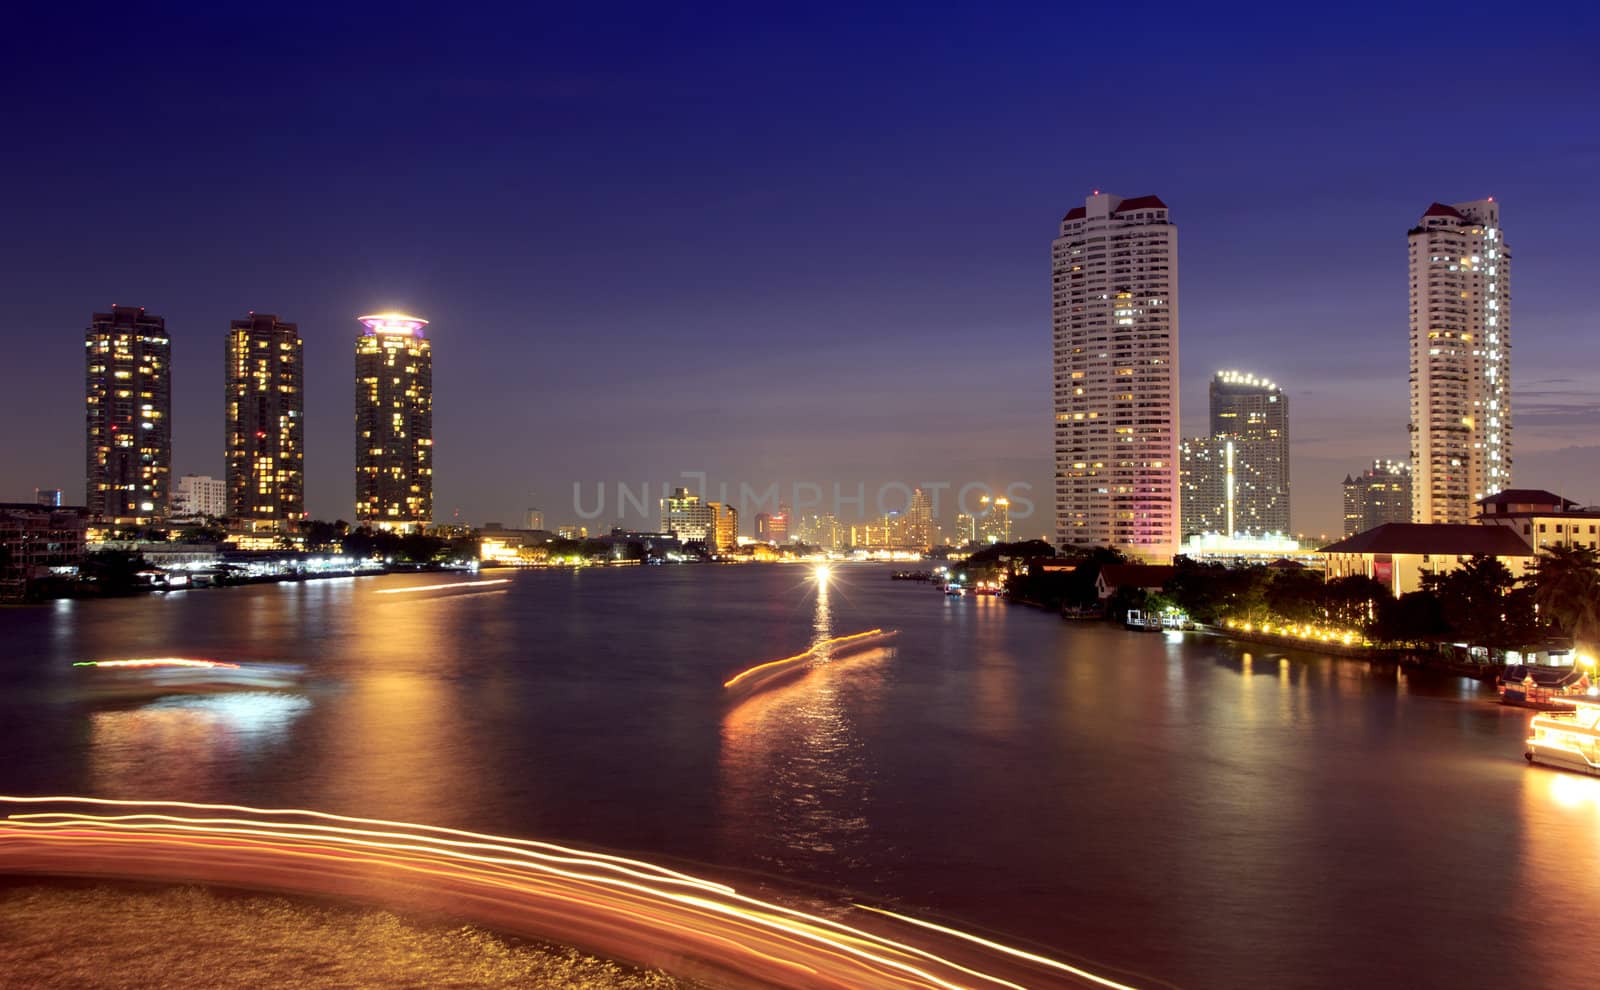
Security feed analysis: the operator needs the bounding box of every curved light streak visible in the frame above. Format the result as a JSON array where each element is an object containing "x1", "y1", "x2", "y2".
[
  {"x1": 0, "y1": 796, "x2": 1126, "y2": 989},
  {"x1": 723, "y1": 629, "x2": 894, "y2": 689},
  {"x1": 374, "y1": 579, "x2": 510, "y2": 595}
]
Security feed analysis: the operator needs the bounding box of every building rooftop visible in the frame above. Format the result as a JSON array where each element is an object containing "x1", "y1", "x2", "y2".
[
  {"x1": 1113, "y1": 194, "x2": 1168, "y2": 213},
  {"x1": 1476, "y1": 489, "x2": 1581, "y2": 513},
  {"x1": 1098, "y1": 564, "x2": 1179, "y2": 588},
  {"x1": 1420, "y1": 202, "x2": 1467, "y2": 220},
  {"x1": 1318, "y1": 523, "x2": 1533, "y2": 557}
]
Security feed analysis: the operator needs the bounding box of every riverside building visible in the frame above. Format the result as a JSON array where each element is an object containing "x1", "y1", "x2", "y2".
[
  {"x1": 226, "y1": 313, "x2": 305, "y2": 531},
  {"x1": 355, "y1": 313, "x2": 433, "y2": 531},
  {"x1": 1409, "y1": 199, "x2": 1511, "y2": 524},
  {"x1": 1052, "y1": 193, "x2": 1179, "y2": 559},
  {"x1": 84, "y1": 305, "x2": 171, "y2": 523}
]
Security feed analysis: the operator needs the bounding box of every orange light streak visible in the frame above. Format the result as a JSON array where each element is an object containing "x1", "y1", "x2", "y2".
[
  {"x1": 722, "y1": 629, "x2": 894, "y2": 689},
  {"x1": 0, "y1": 796, "x2": 1122, "y2": 989},
  {"x1": 72, "y1": 658, "x2": 241, "y2": 670},
  {"x1": 374, "y1": 579, "x2": 511, "y2": 594}
]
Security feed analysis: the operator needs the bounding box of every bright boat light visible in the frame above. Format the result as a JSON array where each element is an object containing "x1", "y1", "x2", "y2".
[{"x1": 814, "y1": 565, "x2": 831, "y2": 584}]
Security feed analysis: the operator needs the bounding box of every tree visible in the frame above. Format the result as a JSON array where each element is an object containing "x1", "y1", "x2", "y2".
[
  {"x1": 1323, "y1": 575, "x2": 1391, "y2": 631},
  {"x1": 1372, "y1": 590, "x2": 1450, "y2": 645},
  {"x1": 1425, "y1": 555, "x2": 1537, "y2": 651},
  {"x1": 1529, "y1": 545, "x2": 1600, "y2": 644}
]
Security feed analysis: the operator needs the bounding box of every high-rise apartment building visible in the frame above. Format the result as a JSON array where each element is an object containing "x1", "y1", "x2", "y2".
[
  {"x1": 85, "y1": 305, "x2": 171, "y2": 522},
  {"x1": 1409, "y1": 199, "x2": 1510, "y2": 524},
  {"x1": 954, "y1": 513, "x2": 976, "y2": 546},
  {"x1": 226, "y1": 313, "x2": 304, "y2": 529},
  {"x1": 798, "y1": 513, "x2": 842, "y2": 551},
  {"x1": 755, "y1": 511, "x2": 787, "y2": 543},
  {"x1": 711, "y1": 502, "x2": 739, "y2": 551},
  {"x1": 1181, "y1": 371, "x2": 1290, "y2": 538},
  {"x1": 661, "y1": 487, "x2": 715, "y2": 542},
  {"x1": 1342, "y1": 460, "x2": 1412, "y2": 536},
  {"x1": 173, "y1": 474, "x2": 228, "y2": 519},
  {"x1": 355, "y1": 313, "x2": 433, "y2": 530},
  {"x1": 1052, "y1": 193, "x2": 1179, "y2": 559},
  {"x1": 906, "y1": 488, "x2": 934, "y2": 550},
  {"x1": 978, "y1": 494, "x2": 1011, "y2": 544}
]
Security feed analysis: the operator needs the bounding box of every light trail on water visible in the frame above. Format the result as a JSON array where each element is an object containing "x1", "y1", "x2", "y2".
[
  {"x1": 723, "y1": 629, "x2": 897, "y2": 689},
  {"x1": 0, "y1": 796, "x2": 1138, "y2": 989},
  {"x1": 374, "y1": 579, "x2": 511, "y2": 595}
]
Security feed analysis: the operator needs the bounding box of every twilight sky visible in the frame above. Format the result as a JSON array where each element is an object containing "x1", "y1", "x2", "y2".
[{"x1": 3, "y1": 3, "x2": 1598, "y2": 538}]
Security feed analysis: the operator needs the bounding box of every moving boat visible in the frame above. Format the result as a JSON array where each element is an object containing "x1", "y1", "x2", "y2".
[{"x1": 1526, "y1": 698, "x2": 1600, "y2": 775}]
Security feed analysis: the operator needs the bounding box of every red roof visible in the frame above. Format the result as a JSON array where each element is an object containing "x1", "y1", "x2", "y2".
[
  {"x1": 1318, "y1": 523, "x2": 1532, "y2": 557},
  {"x1": 1421, "y1": 202, "x2": 1466, "y2": 220},
  {"x1": 1112, "y1": 195, "x2": 1167, "y2": 213},
  {"x1": 1097, "y1": 564, "x2": 1178, "y2": 588},
  {"x1": 1062, "y1": 207, "x2": 1086, "y2": 221}
]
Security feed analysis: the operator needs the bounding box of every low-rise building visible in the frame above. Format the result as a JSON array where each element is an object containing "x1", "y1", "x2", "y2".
[
  {"x1": 1319, "y1": 523, "x2": 1534, "y2": 596},
  {"x1": 1475, "y1": 489, "x2": 1600, "y2": 552},
  {"x1": 1095, "y1": 563, "x2": 1178, "y2": 600},
  {"x1": 0, "y1": 503, "x2": 89, "y2": 600}
]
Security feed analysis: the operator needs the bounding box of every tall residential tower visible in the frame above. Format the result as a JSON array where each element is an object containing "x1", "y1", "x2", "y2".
[
  {"x1": 355, "y1": 313, "x2": 433, "y2": 530},
  {"x1": 1052, "y1": 193, "x2": 1178, "y2": 558},
  {"x1": 1181, "y1": 371, "x2": 1290, "y2": 539},
  {"x1": 226, "y1": 313, "x2": 304, "y2": 530},
  {"x1": 1408, "y1": 200, "x2": 1510, "y2": 524},
  {"x1": 84, "y1": 305, "x2": 171, "y2": 522}
]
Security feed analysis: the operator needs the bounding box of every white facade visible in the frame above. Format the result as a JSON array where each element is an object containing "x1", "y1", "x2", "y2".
[
  {"x1": 1052, "y1": 193, "x2": 1179, "y2": 559},
  {"x1": 173, "y1": 474, "x2": 227, "y2": 519},
  {"x1": 1408, "y1": 199, "x2": 1511, "y2": 524},
  {"x1": 659, "y1": 487, "x2": 715, "y2": 542}
]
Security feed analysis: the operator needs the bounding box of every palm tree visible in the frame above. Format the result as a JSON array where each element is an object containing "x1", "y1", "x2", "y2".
[{"x1": 1530, "y1": 545, "x2": 1600, "y2": 644}]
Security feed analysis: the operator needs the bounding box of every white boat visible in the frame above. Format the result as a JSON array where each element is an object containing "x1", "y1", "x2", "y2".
[{"x1": 1525, "y1": 698, "x2": 1600, "y2": 775}]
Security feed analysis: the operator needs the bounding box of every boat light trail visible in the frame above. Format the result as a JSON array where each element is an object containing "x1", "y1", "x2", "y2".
[
  {"x1": 0, "y1": 796, "x2": 1124, "y2": 989},
  {"x1": 374, "y1": 579, "x2": 510, "y2": 594},
  {"x1": 72, "y1": 658, "x2": 241, "y2": 670},
  {"x1": 722, "y1": 629, "x2": 893, "y2": 689}
]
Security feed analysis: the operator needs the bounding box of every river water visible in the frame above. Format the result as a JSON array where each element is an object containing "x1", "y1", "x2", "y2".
[{"x1": 1, "y1": 562, "x2": 1597, "y2": 987}]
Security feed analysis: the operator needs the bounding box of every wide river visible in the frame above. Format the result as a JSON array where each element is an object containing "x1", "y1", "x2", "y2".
[{"x1": 2, "y1": 562, "x2": 1598, "y2": 987}]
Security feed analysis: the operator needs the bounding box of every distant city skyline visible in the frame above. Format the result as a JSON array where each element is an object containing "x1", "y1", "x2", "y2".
[{"x1": 6, "y1": 7, "x2": 1598, "y2": 536}]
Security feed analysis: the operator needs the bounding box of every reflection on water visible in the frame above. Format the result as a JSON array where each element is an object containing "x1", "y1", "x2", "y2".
[
  {"x1": 720, "y1": 573, "x2": 892, "y2": 875},
  {"x1": 87, "y1": 693, "x2": 311, "y2": 795},
  {"x1": 5, "y1": 565, "x2": 1600, "y2": 987}
]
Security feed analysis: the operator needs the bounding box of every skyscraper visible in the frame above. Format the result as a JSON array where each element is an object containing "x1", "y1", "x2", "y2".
[
  {"x1": 1409, "y1": 199, "x2": 1511, "y2": 524},
  {"x1": 954, "y1": 512, "x2": 976, "y2": 546},
  {"x1": 84, "y1": 305, "x2": 171, "y2": 522},
  {"x1": 1052, "y1": 193, "x2": 1179, "y2": 559},
  {"x1": 355, "y1": 313, "x2": 433, "y2": 531},
  {"x1": 1181, "y1": 371, "x2": 1290, "y2": 538},
  {"x1": 978, "y1": 495, "x2": 1011, "y2": 543},
  {"x1": 226, "y1": 313, "x2": 304, "y2": 530},
  {"x1": 711, "y1": 502, "x2": 739, "y2": 551},
  {"x1": 1342, "y1": 460, "x2": 1412, "y2": 536},
  {"x1": 906, "y1": 487, "x2": 934, "y2": 551}
]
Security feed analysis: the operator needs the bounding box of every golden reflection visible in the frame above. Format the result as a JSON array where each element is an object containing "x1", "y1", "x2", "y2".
[
  {"x1": 308, "y1": 581, "x2": 479, "y2": 824},
  {"x1": 719, "y1": 583, "x2": 893, "y2": 876},
  {"x1": 1517, "y1": 765, "x2": 1600, "y2": 928}
]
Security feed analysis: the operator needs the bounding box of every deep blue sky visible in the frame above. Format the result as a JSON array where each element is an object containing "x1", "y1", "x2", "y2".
[{"x1": 4, "y1": 3, "x2": 1597, "y2": 536}]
